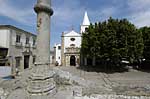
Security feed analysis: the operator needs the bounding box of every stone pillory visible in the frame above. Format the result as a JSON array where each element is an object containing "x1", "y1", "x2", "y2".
[
  {"x1": 27, "y1": 0, "x2": 57, "y2": 97},
  {"x1": 34, "y1": 0, "x2": 53, "y2": 15},
  {"x1": 34, "y1": 0, "x2": 53, "y2": 65}
]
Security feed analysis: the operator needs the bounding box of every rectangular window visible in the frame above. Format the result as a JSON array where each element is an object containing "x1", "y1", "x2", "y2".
[
  {"x1": 58, "y1": 46, "x2": 61, "y2": 50},
  {"x1": 26, "y1": 37, "x2": 29, "y2": 44},
  {"x1": 15, "y1": 57, "x2": 21, "y2": 68},
  {"x1": 33, "y1": 39, "x2": 36, "y2": 46},
  {"x1": 16, "y1": 35, "x2": 21, "y2": 43}
]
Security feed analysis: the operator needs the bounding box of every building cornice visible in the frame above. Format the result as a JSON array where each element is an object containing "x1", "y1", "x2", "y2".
[{"x1": 0, "y1": 25, "x2": 36, "y2": 36}]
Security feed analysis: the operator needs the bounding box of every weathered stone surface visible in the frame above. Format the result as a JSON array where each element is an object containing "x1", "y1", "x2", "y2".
[
  {"x1": 7, "y1": 89, "x2": 27, "y2": 99},
  {"x1": 74, "y1": 94, "x2": 150, "y2": 99},
  {"x1": 34, "y1": 0, "x2": 53, "y2": 64},
  {"x1": 1, "y1": 67, "x2": 150, "y2": 99},
  {"x1": 53, "y1": 67, "x2": 95, "y2": 87},
  {"x1": 0, "y1": 87, "x2": 9, "y2": 99},
  {"x1": 26, "y1": 0, "x2": 56, "y2": 97},
  {"x1": 0, "y1": 87, "x2": 4, "y2": 95},
  {"x1": 27, "y1": 66, "x2": 57, "y2": 96},
  {"x1": 72, "y1": 86, "x2": 83, "y2": 97}
]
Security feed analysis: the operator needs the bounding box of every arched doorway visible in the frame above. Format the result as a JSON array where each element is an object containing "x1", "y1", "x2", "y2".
[{"x1": 70, "y1": 55, "x2": 76, "y2": 66}]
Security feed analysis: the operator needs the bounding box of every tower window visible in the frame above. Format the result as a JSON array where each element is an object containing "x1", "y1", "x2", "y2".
[
  {"x1": 85, "y1": 28, "x2": 88, "y2": 32},
  {"x1": 58, "y1": 46, "x2": 61, "y2": 50}
]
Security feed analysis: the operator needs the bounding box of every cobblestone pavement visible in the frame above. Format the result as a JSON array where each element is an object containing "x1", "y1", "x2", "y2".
[
  {"x1": 74, "y1": 95, "x2": 150, "y2": 99},
  {"x1": 0, "y1": 65, "x2": 150, "y2": 99},
  {"x1": 57, "y1": 66, "x2": 150, "y2": 96}
]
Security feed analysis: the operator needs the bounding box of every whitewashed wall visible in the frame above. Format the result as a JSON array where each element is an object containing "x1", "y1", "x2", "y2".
[
  {"x1": 11, "y1": 30, "x2": 16, "y2": 46},
  {"x1": 55, "y1": 44, "x2": 61, "y2": 65},
  {"x1": 80, "y1": 25, "x2": 89, "y2": 34},
  {"x1": 11, "y1": 29, "x2": 36, "y2": 47},
  {"x1": 0, "y1": 29, "x2": 10, "y2": 48},
  {"x1": 64, "y1": 31, "x2": 81, "y2": 53}
]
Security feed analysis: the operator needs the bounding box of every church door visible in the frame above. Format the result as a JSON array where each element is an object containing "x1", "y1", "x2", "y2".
[{"x1": 70, "y1": 55, "x2": 76, "y2": 66}]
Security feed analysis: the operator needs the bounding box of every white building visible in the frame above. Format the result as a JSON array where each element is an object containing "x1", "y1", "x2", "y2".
[
  {"x1": 0, "y1": 25, "x2": 36, "y2": 74},
  {"x1": 60, "y1": 11, "x2": 90, "y2": 66},
  {"x1": 54, "y1": 44, "x2": 61, "y2": 65},
  {"x1": 61, "y1": 30, "x2": 81, "y2": 66},
  {"x1": 50, "y1": 49, "x2": 55, "y2": 64}
]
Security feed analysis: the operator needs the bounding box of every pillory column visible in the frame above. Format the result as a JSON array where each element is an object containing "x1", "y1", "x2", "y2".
[
  {"x1": 35, "y1": 0, "x2": 53, "y2": 64},
  {"x1": 27, "y1": 0, "x2": 56, "y2": 97}
]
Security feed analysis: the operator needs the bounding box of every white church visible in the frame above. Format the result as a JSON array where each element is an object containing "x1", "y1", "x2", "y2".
[{"x1": 54, "y1": 12, "x2": 90, "y2": 66}]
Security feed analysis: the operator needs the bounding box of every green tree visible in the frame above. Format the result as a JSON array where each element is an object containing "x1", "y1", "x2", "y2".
[
  {"x1": 81, "y1": 17, "x2": 144, "y2": 69},
  {"x1": 139, "y1": 27, "x2": 150, "y2": 60}
]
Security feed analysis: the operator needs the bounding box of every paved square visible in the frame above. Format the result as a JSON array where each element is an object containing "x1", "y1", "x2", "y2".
[{"x1": 57, "y1": 66, "x2": 150, "y2": 96}]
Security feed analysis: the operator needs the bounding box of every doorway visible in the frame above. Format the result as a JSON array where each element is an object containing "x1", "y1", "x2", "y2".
[
  {"x1": 24, "y1": 55, "x2": 30, "y2": 69},
  {"x1": 70, "y1": 55, "x2": 76, "y2": 66}
]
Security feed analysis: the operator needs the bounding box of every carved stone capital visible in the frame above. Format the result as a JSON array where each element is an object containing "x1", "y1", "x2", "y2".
[{"x1": 34, "y1": 3, "x2": 53, "y2": 16}]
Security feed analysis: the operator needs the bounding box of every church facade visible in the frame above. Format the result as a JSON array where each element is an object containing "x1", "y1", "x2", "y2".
[
  {"x1": 61, "y1": 30, "x2": 81, "y2": 66},
  {"x1": 54, "y1": 12, "x2": 90, "y2": 66}
]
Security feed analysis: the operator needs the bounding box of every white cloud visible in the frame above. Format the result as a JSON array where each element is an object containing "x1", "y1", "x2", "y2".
[
  {"x1": 0, "y1": 0, "x2": 149, "y2": 29},
  {"x1": 93, "y1": 7, "x2": 117, "y2": 21},
  {"x1": 128, "y1": 0, "x2": 150, "y2": 10},
  {"x1": 52, "y1": 0, "x2": 83, "y2": 23},
  {"x1": 127, "y1": 0, "x2": 150, "y2": 27},
  {"x1": 130, "y1": 10, "x2": 150, "y2": 27},
  {"x1": 52, "y1": 0, "x2": 118, "y2": 30},
  {"x1": 0, "y1": 0, "x2": 35, "y2": 26}
]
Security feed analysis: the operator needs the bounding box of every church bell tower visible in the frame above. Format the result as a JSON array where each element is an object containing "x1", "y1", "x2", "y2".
[{"x1": 80, "y1": 11, "x2": 90, "y2": 34}]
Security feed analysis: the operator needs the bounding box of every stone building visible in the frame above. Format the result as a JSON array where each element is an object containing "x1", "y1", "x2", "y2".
[
  {"x1": 0, "y1": 25, "x2": 36, "y2": 74},
  {"x1": 60, "y1": 11, "x2": 90, "y2": 66}
]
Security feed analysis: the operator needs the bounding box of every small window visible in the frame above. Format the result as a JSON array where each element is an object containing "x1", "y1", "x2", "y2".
[
  {"x1": 85, "y1": 28, "x2": 88, "y2": 32},
  {"x1": 70, "y1": 38, "x2": 75, "y2": 41},
  {"x1": 33, "y1": 38, "x2": 36, "y2": 46},
  {"x1": 58, "y1": 46, "x2": 61, "y2": 50},
  {"x1": 70, "y1": 44, "x2": 75, "y2": 47},
  {"x1": 26, "y1": 37, "x2": 29, "y2": 44},
  {"x1": 16, "y1": 35, "x2": 21, "y2": 43}
]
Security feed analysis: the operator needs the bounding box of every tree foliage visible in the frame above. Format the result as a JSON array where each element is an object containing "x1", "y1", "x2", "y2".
[
  {"x1": 139, "y1": 27, "x2": 150, "y2": 60},
  {"x1": 81, "y1": 17, "x2": 144, "y2": 67}
]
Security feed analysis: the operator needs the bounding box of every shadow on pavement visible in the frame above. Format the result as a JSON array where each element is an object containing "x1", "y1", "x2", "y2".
[{"x1": 77, "y1": 65, "x2": 129, "y2": 74}]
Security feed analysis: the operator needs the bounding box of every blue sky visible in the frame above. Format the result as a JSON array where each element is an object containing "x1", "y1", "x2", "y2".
[{"x1": 0, "y1": 0, "x2": 150, "y2": 48}]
